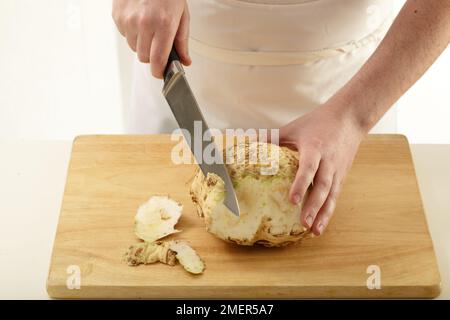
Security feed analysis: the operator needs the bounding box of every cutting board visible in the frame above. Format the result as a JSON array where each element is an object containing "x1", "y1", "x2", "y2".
[{"x1": 47, "y1": 134, "x2": 441, "y2": 299}]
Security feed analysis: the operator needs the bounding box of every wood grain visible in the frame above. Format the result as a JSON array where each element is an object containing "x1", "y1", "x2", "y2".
[{"x1": 47, "y1": 134, "x2": 441, "y2": 298}]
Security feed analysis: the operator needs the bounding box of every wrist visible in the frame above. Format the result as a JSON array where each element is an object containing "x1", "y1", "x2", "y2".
[{"x1": 324, "y1": 86, "x2": 381, "y2": 135}]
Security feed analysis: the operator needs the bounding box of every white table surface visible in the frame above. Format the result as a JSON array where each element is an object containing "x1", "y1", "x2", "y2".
[{"x1": 0, "y1": 140, "x2": 448, "y2": 299}]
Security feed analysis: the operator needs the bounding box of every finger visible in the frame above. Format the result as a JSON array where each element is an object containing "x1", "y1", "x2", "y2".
[
  {"x1": 125, "y1": 15, "x2": 139, "y2": 52},
  {"x1": 289, "y1": 149, "x2": 320, "y2": 205},
  {"x1": 300, "y1": 161, "x2": 334, "y2": 229},
  {"x1": 113, "y1": 14, "x2": 126, "y2": 36},
  {"x1": 311, "y1": 174, "x2": 341, "y2": 236},
  {"x1": 112, "y1": 3, "x2": 127, "y2": 36},
  {"x1": 126, "y1": 32, "x2": 138, "y2": 52},
  {"x1": 150, "y1": 26, "x2": 177, "y2": 78},
  {"x1": 174, "y1": 8, "x2": 191, "y2": 66},
  {"x1": 136, "y1": 16, "x2": 154, "y2": 63}
]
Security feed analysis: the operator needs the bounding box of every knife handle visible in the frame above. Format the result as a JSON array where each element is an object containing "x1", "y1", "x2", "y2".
[{"x1": 163, "y1": 47, "x2": 182, "y2": 80}]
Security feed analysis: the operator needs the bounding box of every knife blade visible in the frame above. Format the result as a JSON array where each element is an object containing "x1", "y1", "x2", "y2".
[{"x1": 162, "y1": 48, "x2": 240, "y2": 217}]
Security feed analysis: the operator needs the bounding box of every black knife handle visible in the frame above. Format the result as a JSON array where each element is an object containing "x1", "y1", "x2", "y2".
[{"x1": 163, "y1": 47, "x2": 181, "y2": 80}]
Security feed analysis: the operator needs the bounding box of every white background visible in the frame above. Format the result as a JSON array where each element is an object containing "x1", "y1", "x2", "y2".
[{"x1": 0, "y1": 0, "x2": 449, "y2": 143}]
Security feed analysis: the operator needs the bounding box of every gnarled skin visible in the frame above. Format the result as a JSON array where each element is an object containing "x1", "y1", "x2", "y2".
[
  {"x1": 124, "y1": 240, "x2": 205, "y2": 274},
  {"x1": 190, "y1": 141, "x2": 312, "y2": 247},
  {"x1": 124, "y1": 241, "x2": 177, "y2": 266}
]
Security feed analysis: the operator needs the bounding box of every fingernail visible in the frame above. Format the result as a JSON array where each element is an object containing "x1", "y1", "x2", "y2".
[
  {"x1": 306, "y1": 215, "x2": 313, "y2": 227},
  {"x1": 317, "y1": 223, "x2": 324, "y2": 235},
  {"x1": 293, "y1": 194, "x2": 301, "y2": 204}
]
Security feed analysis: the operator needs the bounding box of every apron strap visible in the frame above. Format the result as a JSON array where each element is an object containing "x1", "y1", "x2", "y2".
[{"x1": 189, "y1": 16, "x2": 392, "y2": 66}]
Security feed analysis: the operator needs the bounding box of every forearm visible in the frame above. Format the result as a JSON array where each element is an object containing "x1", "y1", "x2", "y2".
[{"x1": 329, "y1": 0, "x2": 450, "y2": 132}]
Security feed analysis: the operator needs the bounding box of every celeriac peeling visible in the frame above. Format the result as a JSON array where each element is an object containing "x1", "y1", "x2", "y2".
[
  {"x1": 124, "y1": 240, "x2": 205, "y2": 275},
  {"x1": 134, "y1": 195, "x2": 182, "y2": 242},
  {"x1": 124, "y1": 241, "x2": 176, "y2": 266},
  {"x1": 169, "y1": 241, "x2": 205, "y2": 274},
  {"x1": 126, "y1": 195, "x2": 205, "y2": 274}
]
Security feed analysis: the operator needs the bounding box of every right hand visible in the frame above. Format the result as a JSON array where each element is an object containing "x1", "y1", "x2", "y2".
[{"x1": 112, "y1": 0, "x2": 191, "y2": 78}]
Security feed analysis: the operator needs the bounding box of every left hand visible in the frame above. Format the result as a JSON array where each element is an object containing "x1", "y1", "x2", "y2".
[{"x1": 278, "y1": 104, "x2": 366, "y2": 236}]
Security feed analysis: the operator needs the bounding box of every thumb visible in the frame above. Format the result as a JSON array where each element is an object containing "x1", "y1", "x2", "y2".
[{"x1": 272, "y1": 126, "x2": 298, "y2": 151}]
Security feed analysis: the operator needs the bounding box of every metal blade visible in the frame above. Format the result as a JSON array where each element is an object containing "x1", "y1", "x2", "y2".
[{"x1": 162, "y1": 67, "x2": 240, "y2": 217}]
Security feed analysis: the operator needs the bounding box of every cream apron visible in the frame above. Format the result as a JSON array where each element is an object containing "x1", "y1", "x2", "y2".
[{"x1": 126, "y1": 0, "x2": 397, "y2": 134}]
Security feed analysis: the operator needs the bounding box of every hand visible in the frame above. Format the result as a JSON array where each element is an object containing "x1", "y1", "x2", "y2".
[
  {"x1": 112, "y1": 0, "x2": 191, "y2": 78},
  {"x1": 279, "y1": 104, "x2": 366, "y2": 236}
]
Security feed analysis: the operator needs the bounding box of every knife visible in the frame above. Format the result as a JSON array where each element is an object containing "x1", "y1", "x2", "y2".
[{"x1": 162, "y1": 48, "x2": 240, "y2": 217}]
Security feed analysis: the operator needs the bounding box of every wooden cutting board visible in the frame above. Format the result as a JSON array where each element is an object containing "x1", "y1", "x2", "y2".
[{"x1": 47, "y1": 134, "x2": 441, "y2": 299}]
